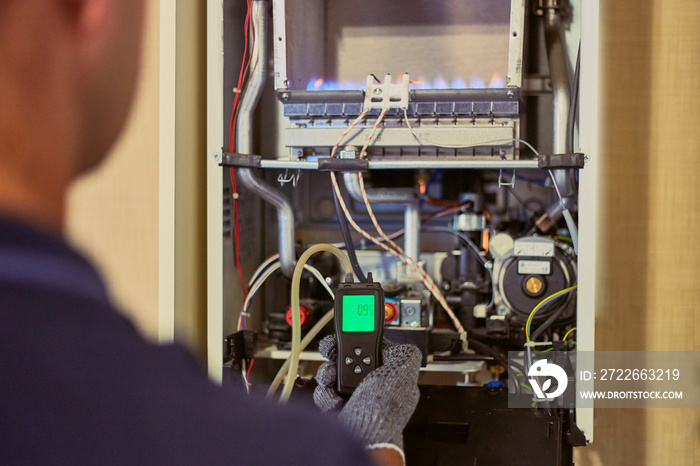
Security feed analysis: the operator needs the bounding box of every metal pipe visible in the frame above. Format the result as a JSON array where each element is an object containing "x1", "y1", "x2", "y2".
[
  {"x1": 258, "y1": 159, "x2": 541, "y2": 170},
  {"x1": 342, "y1": 172, "x2": 416, "y2": 204},
  {"x1": 404, "y1": 202, "x2": 420, "y2": 261},
  {"x1": 236, "y1": 0, "x2": 267, "y2": 155},
  {"x1": 342, "y1": 172, "x2": 420, "y2": 260},
  {"x1": 236, "y1": 1, "x2": 296, "y2": 278},
  {"x1": 544, "y1": 3, "x2": 574, "y2": 199},
  {"x1": 236, "y1": 170, "x2": 296, "y2": 277}
]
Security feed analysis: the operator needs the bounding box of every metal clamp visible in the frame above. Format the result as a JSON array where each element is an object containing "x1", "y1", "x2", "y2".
[
  {"x1": 537, "y1": 153, "x2": 585, "y2": 169},
  {"x1": 317, "y1": 158, "x2": 369, "y2": 172},
  {"x1": 219, "y1": 152, "x2": 262, "y2": 169}
]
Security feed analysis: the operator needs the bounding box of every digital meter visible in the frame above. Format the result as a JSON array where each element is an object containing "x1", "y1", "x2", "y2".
[{"x1": 334, "y1": 275, "x2": 385, "y2": 396}]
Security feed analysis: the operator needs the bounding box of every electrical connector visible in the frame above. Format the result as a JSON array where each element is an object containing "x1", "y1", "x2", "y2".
[
  {"x1": 363, "y1": 73, "x2": 410, "y2": 111},
  {"x1": 224, "y1": 330, "x2": 257, "y2": 368}
]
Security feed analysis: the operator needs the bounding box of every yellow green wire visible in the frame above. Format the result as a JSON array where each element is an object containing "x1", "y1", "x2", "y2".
[
  {"x1": 525, "y1": 285, "x2": 578, "y2": 343},
  {"x1": 562, "y1": 327, "x2": 577, "y2": 341}
]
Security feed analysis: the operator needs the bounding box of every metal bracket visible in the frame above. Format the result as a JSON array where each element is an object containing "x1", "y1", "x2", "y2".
[{"x1": 499, "y1": 169, "x2": 516, "y2": 187}]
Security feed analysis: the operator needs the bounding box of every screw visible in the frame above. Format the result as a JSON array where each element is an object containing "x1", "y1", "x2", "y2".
[
  {"x1": 497, "y1": 306, "x2": 508, "y2": 316},
  {"x1": 506, "y1": 90, "x2": 515, "y2": 98},
  {"x1": 405, "y1": 307, "x2": 416, "y2": 316},
  {"x1": 213, "y1": 153, "x2": 221, "y2": 162},
  {"x1": 373, "y1": 88, "x2": 383, "y2": 95},
  {"x1": 584, "y1": 154, "x2": 591, "y2": 163},
  {"x1": 281, "y1": 92, "x2": 290, "y2": 102}
]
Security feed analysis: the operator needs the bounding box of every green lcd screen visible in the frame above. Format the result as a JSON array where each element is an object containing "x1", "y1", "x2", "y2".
[{"x1": 342, "y1": 294, "x2": 375, "y2": 332}]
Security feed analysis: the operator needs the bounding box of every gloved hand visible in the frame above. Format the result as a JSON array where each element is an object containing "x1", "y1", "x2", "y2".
[{"x1": 313, "y1": 335, "x2": 421, "y2": 452}]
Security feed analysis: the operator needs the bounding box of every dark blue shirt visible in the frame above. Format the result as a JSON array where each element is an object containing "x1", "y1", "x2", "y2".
[{"x1": 0, "y1": 217, "x2": 371, "y2": 465}]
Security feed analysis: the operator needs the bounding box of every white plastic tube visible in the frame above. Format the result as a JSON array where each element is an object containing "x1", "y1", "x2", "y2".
[{"x1": 279, "y1": 244, "x2": 352, "y2": 403}]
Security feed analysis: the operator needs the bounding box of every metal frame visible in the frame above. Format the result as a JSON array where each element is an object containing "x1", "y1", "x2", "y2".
[
  {"x1": 507, "y1": 0, "x2": 526, "y2": 88},
  {"x1": 207, "y1": 0, "x2": 599, "y2": 443},
  {"x1": 206, "y1": 0, "x2": 225, "y2": 382},
  {"x1": 575, "y1": 0, "x2": 601, "y2": 443},
  {"x1": 285, "y1": 124, "x2": 517, "y2": 150},
  {"x1": 272, "y1": 0, "x2": 526, "y2": 92},
  {"x1": 271, "y1": 0, "x2": 288, "y2": 90}
]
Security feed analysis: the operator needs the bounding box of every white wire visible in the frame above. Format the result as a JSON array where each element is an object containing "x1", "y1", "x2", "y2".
[
  {"x1": 248, "y1": 253, "x2": 280, "y2": 287},
  {"x1": 239, "y1": 261, "x2": 335, "y2": 331},
  {"x1": 547, "y1": 169, "x2": 565, "y2": 206},
  {"x1": 402, "y1": 107, "x2": 563, "y2": 212},
  {"x1": 328, "y1": 112, "x2": 465, "y2": 333},
  {"x1": 359, "y1": 110, "x2": 387, "y2": 158},
  {"x1": 546, "y1": 169, "x2": 578, "y2": 254},
  {"x1": 402, "y1": 108, "x2": 540, "y2": 154},
  {"x1": 238, "y1": 262, "x2": 281, "y2": 331},
  {"x1": 330, "y1": 111, "x2": 368, "y2": 158},
  {"x1": 303, "y1": 264, "x2": 335, "y2": 299},
  {"x1": 242, "y1": 360, "x2": 250, "y2": 395}
]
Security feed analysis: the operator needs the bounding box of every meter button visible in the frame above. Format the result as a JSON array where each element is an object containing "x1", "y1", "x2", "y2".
[
  {"x1": 353, "y1": 347, "x2": 363, "y2": 356},
  {"x1": 362, "y1": 356, "x2": 371, "y2": 365},
  {"x1": 353, "y1": 365, "x2": 363, "y2": 374},
  {"x1": 344, "y1": 356, "x2": 354, "y2": 365}
]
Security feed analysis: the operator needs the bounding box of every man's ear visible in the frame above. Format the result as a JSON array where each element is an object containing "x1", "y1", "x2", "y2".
[{"x1": 59, "y1": 0, "x2": 112, "y2": 41}]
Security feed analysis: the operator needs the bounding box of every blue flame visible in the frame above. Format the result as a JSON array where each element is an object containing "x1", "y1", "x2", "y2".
[
  {"x1": 305, "y1": 75, "x2": 503, "y2": 91},
  {"x1": 469, "y1": 75, "x2": 486, "y2": 89},
  {"x1": 451, "y1": 77, "x2": 467, "y2": 89}
]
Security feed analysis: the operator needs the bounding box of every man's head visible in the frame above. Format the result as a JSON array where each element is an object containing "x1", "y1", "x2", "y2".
[{"x1": 0, "y1": 0, "x2": 145, "y2": 228}]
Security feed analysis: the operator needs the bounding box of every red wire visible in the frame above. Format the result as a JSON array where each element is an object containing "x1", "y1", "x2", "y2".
[
  {"x1": 229, "y1": 0, "x2": 253, "y2": 299},
  {"x1": 228, "y1": 0, "x2": 252, "y2": 152},
  {"x1": 246, "y1": 358, "x2": 255, "y2": 380}
]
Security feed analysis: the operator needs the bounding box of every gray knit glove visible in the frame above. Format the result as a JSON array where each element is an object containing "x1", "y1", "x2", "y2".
[{"x1": 313, "y1": 335, "x2": 421, "y2": 451}]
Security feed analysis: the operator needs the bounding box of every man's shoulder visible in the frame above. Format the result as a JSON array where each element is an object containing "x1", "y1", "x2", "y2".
[{"x1": 0, "y1": 283, "x2": 370, "y2": 466}]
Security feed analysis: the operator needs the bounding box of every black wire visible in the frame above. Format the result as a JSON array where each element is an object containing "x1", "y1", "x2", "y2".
[
  {"x1": 509, "y1": 360, "x2": 526, "y2": 377},
  {"x1": 331, "y1": 173, "x2": 367, "y2": 283},
  {"x1": 422, "y1": 227, "x2": 486, "y2": 265},
  {"x1": 567, "y1": 42, "x2": 581, "y2": 153},
  {"x1": 384, "y1": 285, "x2": 408, "y2": 298},
  {"x1": 433, "y1": 354, "x2": 494, "y2": 362},
  {"x1": 529, "y1": 289, "x2": 576, "y2": 341},
  {"x1": 468, "y1": 340, "x2": 507, "y2": 368},
  {"x1": 467, "y1": 339, "x2": 521, "y2": 394},
  {"x1": 508, "y1": 187, "x2": 544, "y2": 216}
]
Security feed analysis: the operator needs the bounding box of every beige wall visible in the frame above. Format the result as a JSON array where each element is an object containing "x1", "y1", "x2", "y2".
[
  {"x1": 173, "y1": 0, "x2": 208, "y2": 359},
  {"x1": 575, "y1": 1, "x2": 699, "y2": 465},
  {"x1": 66, "y1": 0, "x2": 208, "y2": 360},
  {"x1": 66, "y1": 0, "x2": 161, "y2": 339}
]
